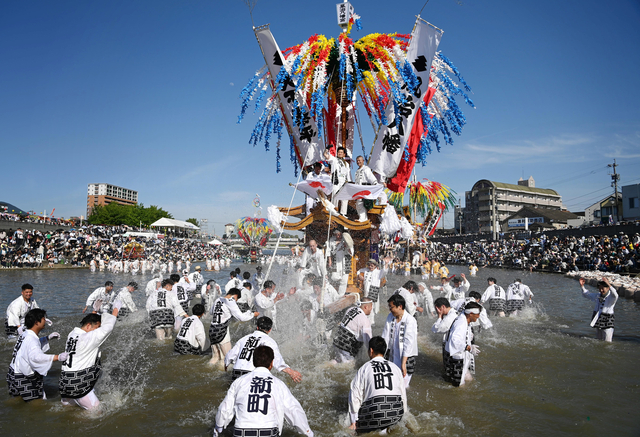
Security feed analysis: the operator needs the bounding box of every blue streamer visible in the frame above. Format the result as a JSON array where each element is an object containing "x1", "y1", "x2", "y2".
[
  {"x1": 416, "y1": 136, "x2": 429, "y2": 166},
  {"x1": 437, "y1": 53, "x2": 472, "y2": 92},
  {"x1": 254, "y1": 87, "x2": 267, "y2": 114},
  {"x1": 396, "y1": 60, "x2": 419, "y2": 95},
  {"x1": 289, "y1": 136, "x2": 298, "y2": 177}
]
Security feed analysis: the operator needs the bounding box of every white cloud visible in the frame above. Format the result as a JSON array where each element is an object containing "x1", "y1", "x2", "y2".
[
  {"x1": 603, "y1": 131, "x2": 640, "y2": 158},
  {"x1": 427, "y1": 133, "x2": 598, "y2": 171}
]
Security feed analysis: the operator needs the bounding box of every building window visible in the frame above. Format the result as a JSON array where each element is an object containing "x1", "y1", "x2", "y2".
[{"x1": 630, "y1": 197, "x2": 639, "y2": 209}]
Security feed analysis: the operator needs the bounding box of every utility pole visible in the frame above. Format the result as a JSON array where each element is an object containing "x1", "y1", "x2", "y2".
[{"x1": 608, "y1": 159, "x2": 621, "y2": 222}]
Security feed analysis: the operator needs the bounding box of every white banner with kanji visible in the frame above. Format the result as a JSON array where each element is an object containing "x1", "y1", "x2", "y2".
[
  {"x1": 255, "y1": 25, "x2": 325, "y2": 167},
  {"x1": 368, "y1": 19, "x2": 443, "y2": 178}
]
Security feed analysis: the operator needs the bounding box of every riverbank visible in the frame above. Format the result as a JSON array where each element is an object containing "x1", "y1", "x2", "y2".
[
  {"x1": 565, "y1": 270, "x2": 640, "y2": 302},
  {"x1": 0, "y1": 264, "x2": 89, "y2": 271}
]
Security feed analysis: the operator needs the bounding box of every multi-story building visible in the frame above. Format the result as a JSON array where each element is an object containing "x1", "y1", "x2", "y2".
[
  {"x1": 87, "y1": 183, "x2": 138, "y2": 217},
  {"x1": 622, "y1": 183, "x2": 640, "y2": 221},
  {"x1": 462, "y1": 176, "x2": 563, "y2": 234}
]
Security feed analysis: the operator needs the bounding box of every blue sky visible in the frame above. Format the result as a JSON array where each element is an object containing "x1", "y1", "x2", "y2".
[{"x1": 2, "y1": 0, "x2": 639, "y2": 232}]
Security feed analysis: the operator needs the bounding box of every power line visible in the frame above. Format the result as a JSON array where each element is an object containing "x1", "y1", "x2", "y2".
[
  {"x1": 563, "y1": 177, "x2": 640, "y2": 209},
  {"x1": 565, "y1": 194, "x2": 611, "y2": 209},
  {"x1": 563, "y1": 185, "x2": 611, "y2": 204}
]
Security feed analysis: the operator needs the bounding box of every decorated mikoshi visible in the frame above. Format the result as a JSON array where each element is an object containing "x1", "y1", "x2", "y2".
[
  {"x1": 387, "y1": 178, "x2": 457, "y2": 237},
  {"x1": 122, "y1": 241, "x2": 145, "y2": 259},
  {"x1": 240, "y1": 2, "x2": 473, "y2": 297},
  {"x1": 235, "y1": 217, "x2": 273, "y2": 247}
]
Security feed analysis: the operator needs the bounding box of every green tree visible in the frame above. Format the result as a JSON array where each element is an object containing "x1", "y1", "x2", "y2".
[
  {"x1": 88, "y1": 203, "x2": 173, "y2": 226},
  {"x1": 186, "y1": 218, "x2": 199, "y2": 227}
]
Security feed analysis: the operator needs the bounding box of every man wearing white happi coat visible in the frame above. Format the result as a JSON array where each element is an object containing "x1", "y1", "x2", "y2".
[
  {"x1": 357, "y1": 259, "x2": 387, "y2": 325},
  {"x1": 417, "y1": 282, "x2": 436, "y2": 317},
  {"x1": 451, "y1": 291, "x2": 493, "y2": 331},
  {"x1": 348, "y1": 336, "x2": 407, "y2": 433},
  {"x1": 481, "y1": 277, "x2": 507, "y2": 317},
  {"x1": 236, "y1": 282, "x2": 255, "y2": 312},
  {"x1": 431, "y1": 297, "x2": 459, "y2": 376},
  {"x1": 292, "y1": 275, "x2": 316, "y2": 301},
  {"x1": 430, "y1": 276, "x2": 460, "y2": 300},
  {"x1": 7, "y1": 308, "x2": 67, "y2": 402},
  {"x1": 225, "y1": 317, "x2": 302, "y2": 382},
  {"x1": 445, "y1": 274, "x2": 470, "y2": 301},
  {"x1": 304, "y1": 279, "x2": 342, "y2": 341},
  {"x1": 202, "y1": 279, "x2": 221, "y2": 314},
  {"x1": 381, "y1": 294, "x2": 418, "y2": 388},
  {"x1": 252, "y1": 266, "x2": 266, "y2": 291},
  {"x1": 579, "y1": 277, "x2": 618, "y2": 342},
  {"x1": 214, "y1": 345, "x2": 313, "y2": 437},
  {"x1": 114, "y1": 281, "x2": 138, "y2": 319},
  {"x1": 6, "y1": 283, "x2": 40, "y2": 338},
  {"x1": 225, "y1": 271, "x2": 242, "y2": 293},
  {"x1": 332, "y1": 299, "x2": 373, "y2": 363},
  {"x1": 255, "y1": 280, "x2": 285, "y2": 322},
  {"x1": 172, "y1": 272, "x2": 197, "y2": 315},
  {"x1": 146, "y1": 279, "x2": 187, "y2": 340},
  {"x1": 188, "y1": 265, "x2": 205, "y2": 297},
  {"x1": 324, "y1": 147, "x2": 351, "y2": 215},
  {"x1": 353, "y1": 155, "x2": 379, "y2": 221},
  {"x1": 305, "y1": 162, "x2": 326, "y2": 214},
  {"x1": 308, "y1": 278, "x2": 342, "y2": 314},
  {"x1": 59, "y1": 302, "x2": 120, "y2": 409},
  {"x1": 327, "y1": 230, "x2": 353, "y2": 295},
  {"x1": 145, "y1": 276, "x2": 162, "y2": 297},
  {"x1": 209, "y1": 289, "x2": 258, "y2": 366},
  {"x1": 506, "y1": 278, "x2": 534, "y2": 315},
  {"x1": 297, "y1": 240, "x2": 326, "y2": 288},
  {"x1": 83, "y1": 281, "x2": 114, "y2": 314},
  {"x1": 393, "y1": 281, "x2": 422, "y2": 317},
  {"x1": 444, "y1": 302, "x2": 482, "y2": 387},
  {"x1": 174, "y1": 304, "x2": 206, "y2": 355}
]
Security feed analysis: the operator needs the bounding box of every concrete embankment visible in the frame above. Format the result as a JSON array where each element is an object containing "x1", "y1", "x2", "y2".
[{"x1": 565, "y1": 270, "x2": 640, "y2": 302}]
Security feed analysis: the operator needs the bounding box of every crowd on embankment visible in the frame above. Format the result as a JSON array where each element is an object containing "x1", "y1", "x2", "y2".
[
  {"x1": 0, "y1": 212, "x2": 74, "y2": 227},
  {"x1": 0, "y1": 225, "x2": 235, "y2": 268},
  {"x1": 419, "y1": 232, "x2": 640, "y2": 274}
]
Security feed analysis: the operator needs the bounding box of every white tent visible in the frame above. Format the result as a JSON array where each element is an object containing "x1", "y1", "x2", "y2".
[
  {"x1": 207, "y1": 239, "x2": 223, "y2": 245},
  {"x1": 150, "y1": 218, "x2": 200, "y2": 231}
]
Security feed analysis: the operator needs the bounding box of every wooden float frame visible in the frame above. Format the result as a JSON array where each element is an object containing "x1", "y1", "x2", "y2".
[{"x1": 276, "y1": 199, "x2": 388, "y2": 295}]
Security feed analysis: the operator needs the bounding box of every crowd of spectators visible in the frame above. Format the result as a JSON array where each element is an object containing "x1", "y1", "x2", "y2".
[
  {"x1": 0, "y1": 225, "x2": 236, "y2": 268},
  {"x1": 0, "y1": 212, "x2": 74, "y2": 226},
  {"x1": 420, "y1": 232, "x2": 640, "y2": 273}
]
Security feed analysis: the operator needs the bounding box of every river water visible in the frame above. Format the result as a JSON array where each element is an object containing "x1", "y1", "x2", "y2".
[{"x1": 1, "y1": 262, "x2": 639, "y2": 436}]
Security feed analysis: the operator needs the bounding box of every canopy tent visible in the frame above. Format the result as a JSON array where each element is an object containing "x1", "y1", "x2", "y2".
[
  {"x1": 207, "y1": 239, "x2": 223, "y2": 245},
  {"x1": 121, "y1": 231, "x2": 163, "y2": 238},
  {"x1": 149, "y1": 218, "x2": 200, "y2": 231}
]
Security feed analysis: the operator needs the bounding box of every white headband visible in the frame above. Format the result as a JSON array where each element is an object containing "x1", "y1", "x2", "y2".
[{"x1": 465, "y1": 308, "x2": 480, "y2": 314}]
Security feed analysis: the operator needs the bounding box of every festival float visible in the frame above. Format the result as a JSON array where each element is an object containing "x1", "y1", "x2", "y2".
[
  {"x1": 236, "y1": 215, "x2": 273, "y2": 262},
  {"x1": 122, "y1": 241, "x2": 145, "y2": 259},
  {"x1": 239, "y1": 1, "x2": 473, "y2": 296}
]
